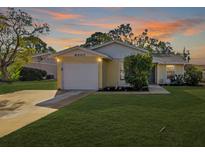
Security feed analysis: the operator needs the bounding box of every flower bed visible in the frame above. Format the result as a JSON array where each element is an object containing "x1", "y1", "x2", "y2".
[{"x1": 99, "y1": 86, "x2": 149, "y2": 92}]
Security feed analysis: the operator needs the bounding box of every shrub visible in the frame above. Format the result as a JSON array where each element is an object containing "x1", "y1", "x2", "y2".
[
  {"x1": 184, "y1": 65, "x2": 202, "y2": 86},
  {"x1": 171, "y1": 74, "x2": 185, "y2": 86},
  {"x1": 19, "y1": 67, "x2": 47, "y2": 81},
  {"x1": 124, "y1": 54, "x2": 153, "y2": 90}
]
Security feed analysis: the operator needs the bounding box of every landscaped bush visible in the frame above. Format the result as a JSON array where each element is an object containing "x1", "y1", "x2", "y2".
[
  {"x1": 184, "y1": 65, "x2": 202, "y2": 86},
  {"x1": 124, "y1": 54, "x2": 152, "y2": 90},
  {"x1": 100, "y1": 86, "x2": 148, "y2": 92},
  {"x1": 19, "y1": 67, "x2": 47, "y2": 81},
  {"x1": 171, "y1": 74, "x2": 185, "y2": 86}
]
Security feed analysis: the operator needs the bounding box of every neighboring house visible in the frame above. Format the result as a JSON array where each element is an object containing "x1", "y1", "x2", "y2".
[
  {"x1": 25, "y1": 53, "x2": 57, "y2": 79},
  {"x1": 54, "y1": 40, "x2": 187, "y2": 90}
]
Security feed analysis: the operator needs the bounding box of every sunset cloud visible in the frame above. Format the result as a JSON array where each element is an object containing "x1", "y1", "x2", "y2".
[
  {"x1": 79, "y1": 22, "x2": 119, "y2": 29},
  {"x1": 77, "y1": 16, "x2": 205, "y2": 42},
  {"x1": 129, "y1": 18, "x2": 205, "y2": 41},
  {"x1": 41, "y1": 36, "x2": 84, "y2": 49},
  {"x1": 183, "y1": 23, "x2": 205, "y2": 36},
  {"x1": 24, "y1": 7, "x2": 205, "y2": 64},
  {"x1": 57, "y1": 26, "x2": 95, "y2": 35},
  {"x1": 32, "y1": 8, "x2": 83, "y2": 20}
]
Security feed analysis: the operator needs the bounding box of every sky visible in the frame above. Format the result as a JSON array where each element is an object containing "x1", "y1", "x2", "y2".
[{"x1": 1, "y1": 7, "x2": 205, "y2": 64}]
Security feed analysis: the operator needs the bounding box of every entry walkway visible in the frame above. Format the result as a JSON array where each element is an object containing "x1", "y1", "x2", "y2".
[
  {"x1": 148, "y1": 85, "x2": 170, "y2": 94},
  {"x1": 38, "y1": 91, "x2": 93, "y2": 109}
]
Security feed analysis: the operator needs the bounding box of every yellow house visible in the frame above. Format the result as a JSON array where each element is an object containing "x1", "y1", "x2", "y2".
[{"x1": 54, "y1": 40, "x2": 187, "y2": 90}]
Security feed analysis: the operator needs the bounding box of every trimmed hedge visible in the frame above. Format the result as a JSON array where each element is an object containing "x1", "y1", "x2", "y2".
[
  {"x1": 124, "y1": 54, "x2": 153, "y2": 90},
  {"x1": 184, "y1": 65, "x2": 202, "y2": 86},
  {"x1": 19, "y1": 67, "x2": 47, "y2": 81}
]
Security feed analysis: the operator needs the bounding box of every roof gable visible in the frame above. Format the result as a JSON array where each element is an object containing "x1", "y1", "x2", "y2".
[
  {"x1": 54, "y1": 46, "x2": 112, "y2": 59},
  {"x1": 92, "y1": 40, "x2": 146, "y2": 59},
  {"x1": 91, "y1": 40, "x2": 147, "y2": 52}
]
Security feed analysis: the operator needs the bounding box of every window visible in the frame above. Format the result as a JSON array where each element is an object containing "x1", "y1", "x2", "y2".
[
  {"x1": 166, "y1": 65, "x2": 175, "y2": 79},
  {"x1": 120, "y1": 62, "x2": 125, "y2": 80}
]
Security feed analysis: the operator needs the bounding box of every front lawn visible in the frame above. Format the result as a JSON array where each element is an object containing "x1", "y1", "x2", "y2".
[
  {"x1": 0, "y1": 86, "x2": 205, "y2": 146},
  {"x1": 0, "y1": 80, "x2": 57, "y2": 94}
]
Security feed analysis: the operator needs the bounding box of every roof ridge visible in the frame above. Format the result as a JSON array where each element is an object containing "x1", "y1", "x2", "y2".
[{"x1": 90, "y1": 40, "x2": 148, "y2": 53}]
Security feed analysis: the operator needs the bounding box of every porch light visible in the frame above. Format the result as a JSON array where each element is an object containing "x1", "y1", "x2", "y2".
[
  {"x1": 97, "y1": 58, "x2": 102, "y2": 62},
  {"x1": 56, "y1": 57, "x2": 61, "y2": 62}
]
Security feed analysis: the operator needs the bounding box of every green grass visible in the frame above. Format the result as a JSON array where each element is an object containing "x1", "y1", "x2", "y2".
[
  {"x1": 0, "y1": 86, "x2": 205, "y2": 146},
  {"x1": 0, "y1": 80, "x2": 57, "y2": 94}
]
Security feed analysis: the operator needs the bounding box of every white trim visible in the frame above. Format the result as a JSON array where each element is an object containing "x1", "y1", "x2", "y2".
[
  {"x1": 28, "y1": 62, "x2": 56, "y2": 66},
  {"x1": 54, "y1": 46, "x2": 112, "y2": 59}
]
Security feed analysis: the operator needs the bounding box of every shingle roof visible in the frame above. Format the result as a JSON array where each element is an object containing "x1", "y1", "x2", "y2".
[
  {"x1": 53, "y1": 40, "x2": 187, "y2": 64},
  {"x1": 32, "y1": 52, "x2": 52, "y2": 58},
  {"x1": 90, "y1": 40, "x2": 147, "y2": 53},
  {"x1": 153, "y1": 54, "x2": 187, "y2": 64}
]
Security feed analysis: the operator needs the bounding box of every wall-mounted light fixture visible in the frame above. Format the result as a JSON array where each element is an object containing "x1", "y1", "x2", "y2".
[
  {"x1": 56, "y1": 57, "x2": 61, "y2": 62},
  {"x1": 97, "y1": 57, "x2": 102, "y2": 62}
]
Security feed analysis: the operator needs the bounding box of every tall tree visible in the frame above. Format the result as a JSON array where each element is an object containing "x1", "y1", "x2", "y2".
[
  {"x1": 25, "y1": 36, "x2": 56, "y2": 54},
  {"x1": 82, "y1": 24, "x2": 189, "y2": 57},
  {"x1": 135, "y1": 29, "x2": 149, "y2": 48},
  {"x1": 134, "y1": 29, "x2": 174, "y2": 54},
  {"x1": 108, "y1": 24, "x2": 134, "y2": 44},
  {"x1": 82, "y1": 24, "x2": 134, "y2": 47},
  {"x1": 82, "y1": 32, "x2": 112, "y2": 48},
  {"x1": 183, "y1": 47, "x2": 191, "y2": 62},
  {"x1": 0, "y1": 8, "x2": 50, "y2": 81}
]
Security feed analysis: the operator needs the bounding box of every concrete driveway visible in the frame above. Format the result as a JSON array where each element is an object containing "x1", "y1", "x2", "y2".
[
  {"x1": 0, "y1": 90, "x2": 58, "y2": 137},
  {"x1": 0, "y1": 90, "x2": 91, "y2": 138}
]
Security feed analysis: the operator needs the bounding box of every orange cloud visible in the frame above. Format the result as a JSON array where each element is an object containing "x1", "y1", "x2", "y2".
[
  {"x1": 80, "y1": 22, "x2": 118, "y2": 29},
  {"x1": 32, "y1": 8, "x2": 83, "y2": 20},
  {"x1": 41, "y1": 36, "x2": 84, "y2": 50},
  {"x1": 130, "y1": 18, "x2": 205, "y2": 41},
  {"x1": 183, "y1": 24, "x2": 205, "y2": 36},
  {"x1": 77, "y1": 16, "x2": 122, "y2": 29},
  {"x1": 78, "y1": 17, "x2": 205, "y2": 42},
  {"x1": 57, "y1": 26, "x2": 95, "y2": 35}
]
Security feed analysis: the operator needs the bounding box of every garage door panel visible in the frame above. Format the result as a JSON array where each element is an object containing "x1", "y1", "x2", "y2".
[{"x1": 63, "y1": 63, "x2": 98, "y2": 90}]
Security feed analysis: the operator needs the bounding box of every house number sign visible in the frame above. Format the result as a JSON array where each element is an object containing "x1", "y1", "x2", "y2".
[{"x1": 74, "y1": 52, "x2": 86, "y2": 57}]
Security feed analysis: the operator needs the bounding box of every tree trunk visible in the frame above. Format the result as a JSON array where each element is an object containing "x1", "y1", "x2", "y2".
[{"x1": 0, "y1": 66, "x2": 9, "y2": 81}]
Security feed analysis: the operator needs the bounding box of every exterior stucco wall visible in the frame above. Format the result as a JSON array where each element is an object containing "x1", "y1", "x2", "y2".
[
  {"x1": 57, "y1": 60, "x2": 62, "y2": 89},
  {"x1": 156, "y1": 64, "x2": 185, "y2": 84},
  {"x1": 175, "y1": 65, "x2": 185, "y2": 75},
  {"x1": 26, "y1": 63, "x2": 57, "y2": 79},
  {"x1": 56, "y1": 56, "x2": 102, "y2": 89},
  {"x1": 102, "y1": 59, "x2": 120, "y2": 87}
]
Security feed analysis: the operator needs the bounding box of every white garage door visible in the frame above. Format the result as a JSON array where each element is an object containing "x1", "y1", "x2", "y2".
[{"x1": 63, "y1": 63, "x2": 98, "y2": 90}]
